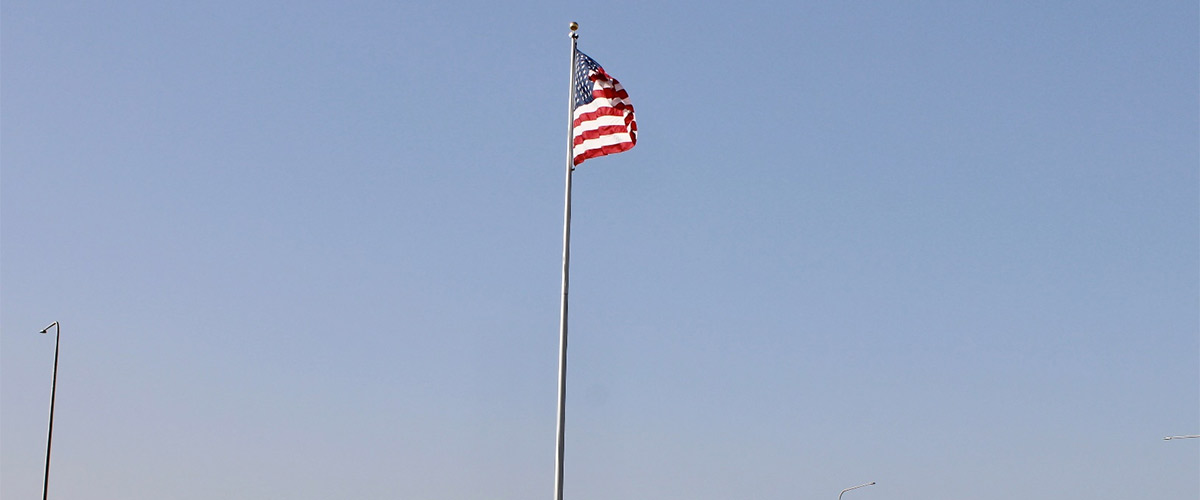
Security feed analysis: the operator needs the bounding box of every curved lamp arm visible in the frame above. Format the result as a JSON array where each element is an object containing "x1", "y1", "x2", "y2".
[{"x1": 839, "y1": 481, "x2": 876, "y2": 500}]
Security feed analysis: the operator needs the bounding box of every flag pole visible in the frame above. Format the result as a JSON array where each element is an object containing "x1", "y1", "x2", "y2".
[{"x1": 553, "y1": 20, "x2": 580, "y2": 500}]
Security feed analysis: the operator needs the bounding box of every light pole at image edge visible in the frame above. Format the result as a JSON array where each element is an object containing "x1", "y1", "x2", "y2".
[{"x1": 39, "y1": 321, "x2": 61, "y2": 500}]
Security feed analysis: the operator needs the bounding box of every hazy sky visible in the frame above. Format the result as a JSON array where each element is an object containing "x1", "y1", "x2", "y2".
[{"x1": 3, "y1": 1, "x2": 1197, "y2": 499}]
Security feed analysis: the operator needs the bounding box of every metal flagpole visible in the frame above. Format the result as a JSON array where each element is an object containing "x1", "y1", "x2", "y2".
[{"x1": 553, "y1": 20, "x2": 579, "y2": 500}]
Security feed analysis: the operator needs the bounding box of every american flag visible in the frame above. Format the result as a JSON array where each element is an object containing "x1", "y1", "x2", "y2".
[{"x1": 572, "y1": 50, "x2": 636, "y2": 166}]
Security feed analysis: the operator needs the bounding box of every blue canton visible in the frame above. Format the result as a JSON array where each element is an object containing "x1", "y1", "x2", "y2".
[{"x1": 573, "y1": 51, "x2": 602, "y2": 108}]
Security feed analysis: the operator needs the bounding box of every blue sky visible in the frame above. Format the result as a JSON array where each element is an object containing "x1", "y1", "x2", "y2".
[{"x1": 2, "y1": 1, "x2": 1197, "y2": 499}]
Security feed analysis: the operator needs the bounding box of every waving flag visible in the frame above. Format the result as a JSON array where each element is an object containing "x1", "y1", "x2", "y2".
[{"x1": 572, "y1": 50, "x2": 637, "y2": 166}]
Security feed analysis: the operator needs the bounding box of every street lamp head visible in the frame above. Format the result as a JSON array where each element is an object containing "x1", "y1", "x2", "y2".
[
  {"x1": 39, "y1": 322, "x2": 58, "y2": 334},
  {"x1": 839, "y1": 481, "x2": 877, "y2": 500}
]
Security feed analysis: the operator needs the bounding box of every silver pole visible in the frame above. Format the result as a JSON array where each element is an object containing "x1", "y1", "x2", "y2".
[{"x1": 553, "y1": 21, "x2": 579, "y2": 500}]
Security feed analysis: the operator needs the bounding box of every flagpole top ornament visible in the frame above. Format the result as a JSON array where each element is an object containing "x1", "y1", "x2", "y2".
[{"x1": 570, "y1": 22, "x2": 578, "y2": 32}]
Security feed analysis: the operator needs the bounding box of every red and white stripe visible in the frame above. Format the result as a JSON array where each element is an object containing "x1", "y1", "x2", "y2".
[{"x1": 572, "y1": 68, "x2": 636, "y2": 166}]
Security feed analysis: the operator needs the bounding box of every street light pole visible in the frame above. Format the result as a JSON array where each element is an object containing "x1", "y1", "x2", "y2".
[
  {"x1": 39, "y1": 321, "x2": 60, "y2": 500},
  {"x1": 838, "y1": 481, "x2": 876, "y2": 500}
]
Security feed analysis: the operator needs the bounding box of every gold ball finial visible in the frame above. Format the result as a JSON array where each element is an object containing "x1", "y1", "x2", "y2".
[{"x1": 569, "y1": 22, "x2": 578, "y2": 31}]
